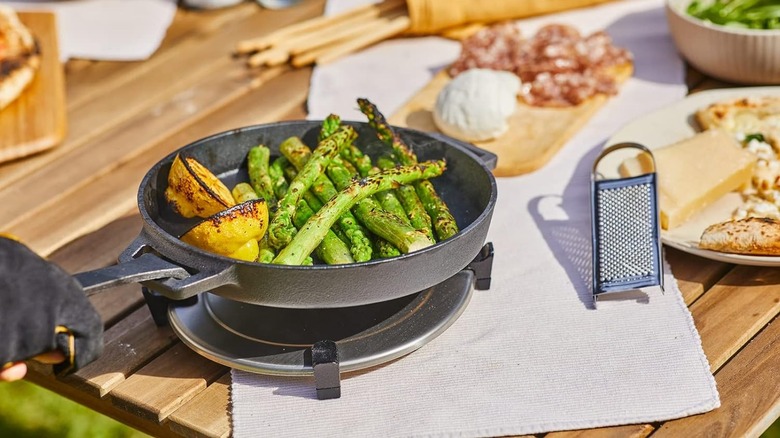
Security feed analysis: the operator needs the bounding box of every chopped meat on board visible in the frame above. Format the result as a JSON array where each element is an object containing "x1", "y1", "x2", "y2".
[{"x1": 448, "y1": 23, "x2": 632, "y2": 107}]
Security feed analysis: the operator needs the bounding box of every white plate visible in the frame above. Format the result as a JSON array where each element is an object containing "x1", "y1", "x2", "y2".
[{"x1": 603, "y1": 87, "x2": 780, "y2": 267}]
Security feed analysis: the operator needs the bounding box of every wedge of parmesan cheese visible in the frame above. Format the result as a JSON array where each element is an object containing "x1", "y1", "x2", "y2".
[{"x1": 619, "y1": 129, "x2": 756, "y2": 230}]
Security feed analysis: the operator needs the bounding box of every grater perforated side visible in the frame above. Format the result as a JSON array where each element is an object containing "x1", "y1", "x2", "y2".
[{"x1": 590, "y1": 143, "x2": 663, "y2": 305}]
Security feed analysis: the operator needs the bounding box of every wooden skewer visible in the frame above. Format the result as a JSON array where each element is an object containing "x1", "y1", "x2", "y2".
[
  {"x1": 292, "y1": 14, "x2": 411, "y2": 68},
  {"x1": 235, "y1": 0, "x2": 405, "y2": 54}
]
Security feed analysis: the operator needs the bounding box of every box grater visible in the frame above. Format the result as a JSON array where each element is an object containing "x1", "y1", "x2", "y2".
[{"x1": 590, "y1": 142, "x2": 663, "y2": 307}]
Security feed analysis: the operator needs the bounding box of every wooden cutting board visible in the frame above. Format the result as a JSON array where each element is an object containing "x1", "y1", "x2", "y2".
[
  {"x1": 0, "y1": 12, "x2": 66, "y2": 164},
  {"x1": 390, "y1": 66, "x2": 632, "y2": 177}
]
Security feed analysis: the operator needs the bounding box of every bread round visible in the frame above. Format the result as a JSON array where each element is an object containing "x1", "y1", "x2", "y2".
[{"x1": 0, "y1": 5, "x2": 40, "y2": 111}]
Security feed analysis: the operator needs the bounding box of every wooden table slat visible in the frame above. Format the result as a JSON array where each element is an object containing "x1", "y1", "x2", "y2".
[
  {"x1": 689, "y1": 266, "x2": 780, "y2": 372},
  {"x1": 0, "y1": 0, "x2": 321, "y2": 195},
  {"x1": 651, "y1": 316, "x2": 780, "y2": 438},
  {"x1": 545, "y1": 423, "x2": 654, "y2": 438},
  {"x1": 167, "y1": 374, "x2": 232, "y2": 438},
  {"x1": 26, "y1": 365, "x2": 181, "y2": 438},
  {"x1": 110, "y1": 343, "x2": 227, "y2": 423},
  {"x1": 7, "y1": 65, "x2": 309, "y2": 256},
  {"x1": 66, "y1": 307, "x2": 180, "y2": 398},
  {"x1": 663, "y1": 247, "x2": 733, "y2": 306}
]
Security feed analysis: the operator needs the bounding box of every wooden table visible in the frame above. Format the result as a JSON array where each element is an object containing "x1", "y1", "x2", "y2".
[{"x1": 3, "y1": 2, "x2": 780, "y2": 437}]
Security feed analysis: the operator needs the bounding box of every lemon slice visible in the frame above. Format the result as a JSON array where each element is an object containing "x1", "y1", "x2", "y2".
[
  {"x1": 165, "y1": 154, "x2": 236, "y2": 218},
  {"x1": 181, "y1": 198, "x2": 269, "y2": 261}
]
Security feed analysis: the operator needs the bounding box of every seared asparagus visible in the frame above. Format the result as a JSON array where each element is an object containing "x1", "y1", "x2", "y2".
[
  {"x1": 293, "y1": 199, "x2": 354, "y2": 264},
  {"x1": 273, "y1": 161, "x2": 446, "y2": 265},
  {"x1": 267, "y1": 156, "x2": 353, "y2": 264},
  {"x1": 281, "y1": 136, "x2": 373, "y2": 262},
  {"x1": 358, "y1": 98, "x2": 460, "y2": 241},
  {"x1": 247, "y1": 146, "x2": 277, "y2": 205},
  {"x1": 377, "y1": 155, "x2": 432, "y2": 239},
  {"x1": 268, "y1": 126, "x2": 354, "y2": 250},
  {"x1": 327, "y1": 156, "x2": 433, "y2": 254}
]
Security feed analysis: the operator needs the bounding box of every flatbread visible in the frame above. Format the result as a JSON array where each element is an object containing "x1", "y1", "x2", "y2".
[
  {"x1": 0, "y1": 6, "x2": 40, "y2": 111},
  {"x1": 695, "y1": 96, "x2": 780, "y2": 148},
  {"x1": 699, "y1": 217, "x2": 780, "y2": 256}
]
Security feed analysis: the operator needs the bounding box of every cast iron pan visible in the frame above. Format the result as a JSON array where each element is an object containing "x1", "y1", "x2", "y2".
[{"x1": 74, "y1": 121, "x2": 498, "y2": 309}]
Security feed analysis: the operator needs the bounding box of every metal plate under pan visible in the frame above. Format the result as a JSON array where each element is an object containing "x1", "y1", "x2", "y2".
[{"x1": 167, "y1": 270, "x2": 475, "y2": 376}]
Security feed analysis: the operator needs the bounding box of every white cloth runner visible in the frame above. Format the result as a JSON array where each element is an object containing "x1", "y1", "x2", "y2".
[
  {"x1": 1, "y1": 0, "x2": 176, "y2": 61},
  {"x1": 231, "y1": 0, "x2": 721, "y2": 436}
]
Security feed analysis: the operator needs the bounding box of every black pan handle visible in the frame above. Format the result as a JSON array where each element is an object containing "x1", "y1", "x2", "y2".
[
  {"x1": 75, "y1": 252, "x2": 190, "y2": 296},
  {"x1": 75, "y1": 234, "x2": 237, "y2": 301},
  {"x1": 427, "y1": 132, "x2": 498, "y2": 170}
]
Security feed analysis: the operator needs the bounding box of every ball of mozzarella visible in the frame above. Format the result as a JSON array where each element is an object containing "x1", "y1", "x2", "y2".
[{"x1": 432, "y1": 68, "x2": 521, "y2": 142}]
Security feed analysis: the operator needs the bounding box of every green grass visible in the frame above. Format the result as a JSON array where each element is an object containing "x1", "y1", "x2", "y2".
[
  {"x1": 766, "y1": 420, "x2": 780, "y2": 438},
  {"x1": 1, "y1": 378, "x2": 779, "y2": 437},
  {"x1": 0, "y1": 380, "x2": 148, "y2": 438}
]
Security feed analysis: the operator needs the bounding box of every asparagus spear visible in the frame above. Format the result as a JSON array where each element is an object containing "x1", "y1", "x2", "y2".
[
  {"x1": 320, "y1": 114, "x2": 414, "y2": 246},
  {"x1": 293, "y1": 199, "x2": 354, "y2": 264},
  {"x1": 285, "y1": 137, "x2": 433, "y2": 254},
  {"x1": 319, "y1": 114, "x2": 342, "y2": 140},
  {"x1": 283, "y1": 163, "x2": 352, "y2": 245},
  {"x1": 268, "y1": 156, "x2": 353, "y2": 264},
  {"x1": 281, "y1": 136, "x2": 373, "y2": 262},
  {"x1": 338, "y1": 142, "x2": 411, "y2": 227},
  {"x1": 273, "y1": 161, "x2": 446, "y2": 265},
  {"x1": 267, "y1": 126, "x2": 354, "y2": 250},
  {"x1": 247, "y1": 146, "x2": 277, "y2": 205},
  {"x1": 375, "y1": 237, "x2": 401, "y2": 258},
  {"x1": 358, "y1": 98, "x2": 460, "y2": 241},
  {"x1": 377, "y1": 155, "x2": 432, "y2": 237},
  {"x1": 327, "y1": 156, "x2": 432, "y2": 254}
]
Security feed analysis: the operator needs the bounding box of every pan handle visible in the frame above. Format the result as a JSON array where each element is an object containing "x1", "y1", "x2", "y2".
[
  {"x1": 76, "y1": 234, "x2": 237, "y2": 301},
  {"x1": 75, "y1": 252, "x2": 190, "y2": 296},
  {"x1": 427, "y1": 133, "x2": 498, "y2": 170}
]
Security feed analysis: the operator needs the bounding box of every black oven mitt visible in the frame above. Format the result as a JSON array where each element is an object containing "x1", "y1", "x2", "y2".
[{"x1": 0, "y1": 236, "x2": 103, "y2": 376}]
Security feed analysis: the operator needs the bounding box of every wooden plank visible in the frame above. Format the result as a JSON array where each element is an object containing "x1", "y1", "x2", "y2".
[
  {"x1": 690, "y1": 266, "x2": 780, "y2": 372},
  {"x1": 0, "y1": 13, "x2": 66, "y2": 164},
  {"x1": 664, "y1": 247, "x2": 733, "y2": 306},
  {"x1": 25, "y1": 366, "x2": 181, "y2": 438},
  {"x1": 48, "y1": 209, "x2": 141, "y2": 273},
  {"x1": 545, "y1": 424, "x2": 654, "y2": 438},
  {"x1": 167, "y1": 374, "x2": 232, "y2": 438},
  {"x1": 651, "y1": 315, "x2": 780, "y2": 438},
  {"x1": 0, "y1": 0, "x2": 325, "y2": 192},
  {"x1": 64, "y1": 4, "x2": 259, "y2": 109},
  {"x1": 110, "y1": 343, "x2": 227, "y2": 423},
  {"x1": 64, "y1": 307, "x2": 179, "y2": 398},
  {"x1": 6, "y1": 66, "x2": 312, "y2": 256}
]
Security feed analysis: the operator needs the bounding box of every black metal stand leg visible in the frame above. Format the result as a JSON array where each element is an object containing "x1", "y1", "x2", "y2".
[
  {"x1": 142, "y1": 287, "x2": 171, "y2": 327},
  {"x1": 467, "y1": 242, "x2": 494, "y2": 290},
  {"x1": 141, "y1": 287, "x2": 198, "y2": 327},
  {"x1": 312, "y1": 340, "x2": 340, "y2": 400}
]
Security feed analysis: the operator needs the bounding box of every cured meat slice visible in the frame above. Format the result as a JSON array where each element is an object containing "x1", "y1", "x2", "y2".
[{"x1": 448, "y1": 22, "x2": 632, "y2": 107}]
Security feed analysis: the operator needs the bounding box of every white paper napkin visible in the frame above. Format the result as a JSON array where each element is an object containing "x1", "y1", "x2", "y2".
[
  {"x1": 232, "y1": 1, "x2": 721, "y2": 436},
  {"x1": 2, "y1": 0, "x2": 177, "y2": 61}
]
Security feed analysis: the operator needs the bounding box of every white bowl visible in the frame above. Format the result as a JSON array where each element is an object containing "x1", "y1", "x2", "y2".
[{"x1": 666, "y1": 0, "x2": 780, "y2": 84}]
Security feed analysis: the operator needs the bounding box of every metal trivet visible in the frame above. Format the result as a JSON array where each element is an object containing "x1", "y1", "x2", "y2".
[
  {"x1": 591, "y1": 143, "x2": 663, "y2": 307},
  {"x1": 141, "y1": 243, "x2": 494, "y2": 399}
]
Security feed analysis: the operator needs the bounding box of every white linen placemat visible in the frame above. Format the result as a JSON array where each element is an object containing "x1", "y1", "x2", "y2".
[
  {"x1": 1, "y1": 0, "x2": 176, "y2": 61},
  {"x1": 232, "y1": 1, "x2": 720, "y2": 436}
]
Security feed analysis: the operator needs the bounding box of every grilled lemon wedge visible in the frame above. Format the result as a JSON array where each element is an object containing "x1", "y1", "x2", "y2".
[
  {"x1": 181, "y1": 199, "x2": 269, "y2": 261},
  {"x1": 165, "y1": 154, "x2": 235, "y2": 218}
]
